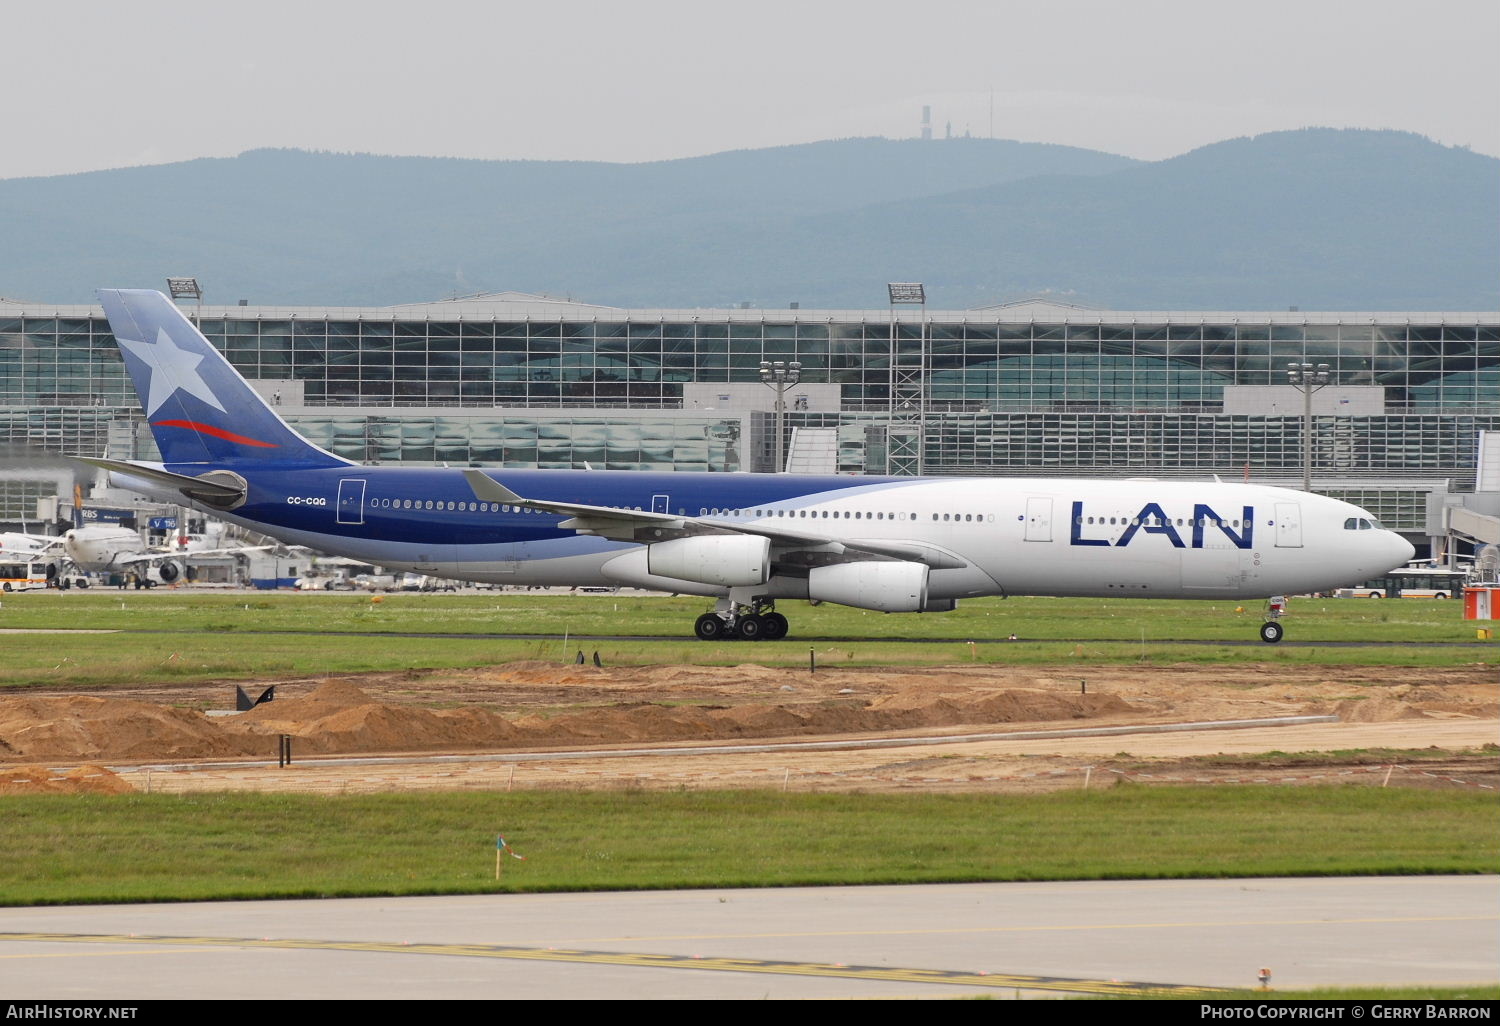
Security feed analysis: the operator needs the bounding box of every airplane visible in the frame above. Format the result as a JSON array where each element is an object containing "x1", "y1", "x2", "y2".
[
  {"x1": 58, "y1": 523, "x2": 184, "y2": 583},
  {"x1": 81, "y1": 288, "x2": 1414, "y2": 643},
  {"x1": 2, "y1": 505, "x2": 260, "y2": 585},
  {"x1": 61, "y1": 519, "x2": 280, "y2": 583},
  {"x1": 0, "y1": 531, "x2": 59, "y2": 559}
]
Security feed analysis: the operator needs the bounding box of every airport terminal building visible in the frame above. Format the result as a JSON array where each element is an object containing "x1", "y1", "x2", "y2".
[{"x1": 1, "y1": 291, "x2": 1496, "y2": 551}]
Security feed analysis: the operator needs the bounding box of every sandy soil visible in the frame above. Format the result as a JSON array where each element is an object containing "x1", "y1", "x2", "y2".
[{"x1": 1, "y1": 661, "x2": 1495, "y2": 795}]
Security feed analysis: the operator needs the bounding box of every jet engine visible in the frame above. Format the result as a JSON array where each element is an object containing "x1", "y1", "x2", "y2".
[
  {"x1": 807, "y1": 560, "x2": 928, "y2": 612},
  {"x1": 646, "y1": 535, "x2": 770, "y2": 588},
  {"x1": 157, "y1": 559, "x2": 182, "y2": 583}
]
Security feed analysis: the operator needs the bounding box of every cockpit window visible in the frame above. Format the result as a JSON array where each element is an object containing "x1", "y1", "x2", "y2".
[{"x1": 1344, "y1": 517, "x2": 1382, "y2": 531}]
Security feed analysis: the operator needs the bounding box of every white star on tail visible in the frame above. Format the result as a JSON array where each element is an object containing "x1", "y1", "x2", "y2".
[{"x1": 117, "y1": 327, "x2": 226, "y2": 417}]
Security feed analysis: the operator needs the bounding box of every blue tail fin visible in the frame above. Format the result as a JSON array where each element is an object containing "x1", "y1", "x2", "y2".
[{"x1": 97, "y1": 289, "x2": 350, "y2": 468}]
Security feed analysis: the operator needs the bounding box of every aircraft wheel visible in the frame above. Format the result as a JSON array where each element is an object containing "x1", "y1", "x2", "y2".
[
  {"x1": 761, "y1": 612, "x2": 789, "y2": 640},
  {"x1": 694, "y1": 613, "x2": 727, "y2": 641},
  {"x1": 736, "y1": 615, "x2": 766, "y2": 641},
  {"x1": 1259, "y1": 621, "x2": 1284, "y2": 644}
]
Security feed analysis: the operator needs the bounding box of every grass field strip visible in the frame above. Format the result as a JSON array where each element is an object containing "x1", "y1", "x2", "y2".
[
  {"x1": 70, "y1": 626, "x2": 1500, "y2": 647},
  {"x1": 0, "y1": 932, "x2": 1219, "y2": 995},
  {"x1": 1108, "y1": 765, "x2": 1497, "y2": 789}
]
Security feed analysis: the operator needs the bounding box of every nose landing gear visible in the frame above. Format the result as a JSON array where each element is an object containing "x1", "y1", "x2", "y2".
[{"x1": 1259, "y1": 595, "x2": 1286, "y2": 643}]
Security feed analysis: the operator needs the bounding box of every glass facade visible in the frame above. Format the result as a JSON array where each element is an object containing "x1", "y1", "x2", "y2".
[
  {"x1": 283, "y1": 413, "x2": 742, "y2": 471},
  {"x1": 0, "y1": 300, "x2": 1494, "y2": 489}
]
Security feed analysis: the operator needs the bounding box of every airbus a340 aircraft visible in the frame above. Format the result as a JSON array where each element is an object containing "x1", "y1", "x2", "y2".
[{"x1": 84, "y1": 289, "x2": 1413, "y2": 643}]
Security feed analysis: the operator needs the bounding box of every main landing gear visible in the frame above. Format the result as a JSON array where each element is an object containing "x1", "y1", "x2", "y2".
[
  {"x1": 1259, "y1": 595, "x2": 1287, "y2": 644},
  {"x1": 694, "y1": 599, "x2": 789, "y2": 641}
]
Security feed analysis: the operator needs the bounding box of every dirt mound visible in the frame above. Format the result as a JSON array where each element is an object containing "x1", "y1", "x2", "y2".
[
  {"x1": 0, "y1": 763, "x2": 133, "y2": 794},
  {"x1": 489, "y1": 662, "x2": 604, "y2": 686},
  {"x1": 228, "y1": 684, "x2": 520, "y2": 754},
  {"x1": 0, "y1": 695, "x2": 258, "y2": 761},
  {"x1": 4, "y1": 660, "x2": 1490, "y2": 770},
  {"x1": 714, "y1": 704, "x2": 814, "y2": 735},
  {"x1": 866, "y1": 686, "x2": 1136, "y2": 729},
  {"x1": 1325, "y1": 698, "x2": 1432, "y2": 723},
  {"x1": 237, "y1": 679, "x2": 372, "y2": 721}
]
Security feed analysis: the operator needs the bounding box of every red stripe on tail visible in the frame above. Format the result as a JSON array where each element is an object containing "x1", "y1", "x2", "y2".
[{"x1": 151, "y1": 420, "x2": 279, "y2": 448}]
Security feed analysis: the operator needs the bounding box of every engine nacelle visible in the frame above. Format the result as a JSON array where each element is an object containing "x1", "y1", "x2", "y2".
[
  {"x1": 645, "y1": 535, "x2": 770, "y2": 588},
  {"x1": 157, "y1": 559, "x2": 182, "y2": 583},
  {"x1": 807, "y1": 560, "x2": 929, "y2": 612}
]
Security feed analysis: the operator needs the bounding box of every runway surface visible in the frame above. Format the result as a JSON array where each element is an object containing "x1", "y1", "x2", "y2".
[{"x1": 2, "y1": 876, "x2": 1494, "y2": 1000}]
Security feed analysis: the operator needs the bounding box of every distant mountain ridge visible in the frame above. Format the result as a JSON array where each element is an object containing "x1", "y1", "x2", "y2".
[{"x1": 0, "y1": 129, "x2": 1493, "y2": 310}]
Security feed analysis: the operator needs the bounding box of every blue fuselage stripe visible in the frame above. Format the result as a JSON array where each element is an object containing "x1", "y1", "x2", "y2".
[{"x1": 180, "y1": 465, "x2": 910, "y2": 548}]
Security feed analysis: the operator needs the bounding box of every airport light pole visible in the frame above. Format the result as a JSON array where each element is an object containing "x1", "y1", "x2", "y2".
[
  {"x1": 166, "y1": 277, "x2": 203, "y2": 326},
  {"x1": 886, "y1": 282, "x2": 927, "y2": 475},
  {"x1": 760, "y1": 360, "x2": 801, "y2": 473},
  {"x1": 1286, "y1": 361, "x2": 1330, "y2": 492}
]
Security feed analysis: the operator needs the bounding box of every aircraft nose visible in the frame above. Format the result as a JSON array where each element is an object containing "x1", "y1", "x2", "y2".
[{"x1": 1392, "y1": 533, "x2": 1416, "y2": 566}]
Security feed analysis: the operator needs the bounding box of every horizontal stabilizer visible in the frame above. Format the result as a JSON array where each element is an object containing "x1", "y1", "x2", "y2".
[{"x1": 74, "y1": 457, "x2": 247, "y2": 506}]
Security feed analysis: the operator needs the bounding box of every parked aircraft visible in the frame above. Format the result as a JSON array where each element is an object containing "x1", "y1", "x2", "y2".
[
  {"x1": 84, "y1": 289, "x2": 1413, "y2": 642},
  {"x1": 58, "y1": 523, "x2": 184, "y2": 582},
  {"x1": 0, "y1": 531, "x2": 59, "y2": 559},
  {"x1": 0, "y1": 531, "x2": 87, "y2": 588}
]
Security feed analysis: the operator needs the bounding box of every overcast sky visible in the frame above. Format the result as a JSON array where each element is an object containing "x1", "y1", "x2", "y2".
[{"x1": 3, "y1": 0, "x2": 1495, "y2": 180}]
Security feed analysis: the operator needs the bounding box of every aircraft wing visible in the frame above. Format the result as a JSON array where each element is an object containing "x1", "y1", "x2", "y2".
[
  {"x1": 0, "y1": 540, "x2": 60, "y2": 558},
  {"x1": 0, "y1": 545, "x2": 60, "y2": 560},
  {"x1": 462, "y1": 471, "x2": 965, "y2": 569},
  {"x1": 0, "y1": 534, "x2": 64, "y2": 557},
  {"x1": 179, "y1": 545, "x2": 279, "y2": 558}
]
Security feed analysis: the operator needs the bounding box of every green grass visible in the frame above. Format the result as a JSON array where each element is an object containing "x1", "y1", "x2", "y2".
[
  {"x1": 1198, "y1": 745, "x2": 1500, "y2": 767},
  {"x1": 0, "y1": 787, "x2": 1494, "y2": 906},
  {"x1": 0, "y1": 591, "x2": 1486, "y2": 641},
  {"x1": 0, "y1": 592, "x2": 1491, "y2": 687},
  {"x1": 1087, "y1": 985, "x2": 1500, "y2": 1000}
]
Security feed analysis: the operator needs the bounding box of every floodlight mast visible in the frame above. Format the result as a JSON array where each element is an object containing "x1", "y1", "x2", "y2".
[
  {"x1": 886, "y1": 283, "x2": 927, "y2": 475},
  {"x1": 1286, "y1": 361, "x2": 1330, "y2": 492},
  {"x1": 166, "y1": 277, "x2": 203, "y2": 327},
  {"x1": 760, "y1": 359, "x2": 802, "y2": 472}
]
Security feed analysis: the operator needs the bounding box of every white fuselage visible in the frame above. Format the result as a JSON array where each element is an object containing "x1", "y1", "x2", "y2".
[
  {"x1": 62, "y1": 525, "x2": 152, "y2": 572},
  {"x1": 117, "y1": 468, "x2": 1414, "y2": 603}
]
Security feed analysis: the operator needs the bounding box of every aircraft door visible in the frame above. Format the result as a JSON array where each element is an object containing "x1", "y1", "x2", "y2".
[
  {"x1": 1273, "y1": 502, "x2": 1303, "y2": 548},
  {"x1": 1023, "y1": 497, "x2": 1052, "y2": 542},
  {"x1": 652, "y1": 494, "x2": 670, "y2": 515},
  {"x1": 336, "y1": 478, "x2": 367, "y2": 525}
]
